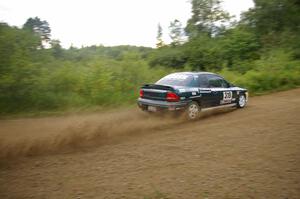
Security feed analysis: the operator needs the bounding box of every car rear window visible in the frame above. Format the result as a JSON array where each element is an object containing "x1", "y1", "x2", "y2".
[{"x1": 156, "y1": 74, "x2": 198, "y2": 87}]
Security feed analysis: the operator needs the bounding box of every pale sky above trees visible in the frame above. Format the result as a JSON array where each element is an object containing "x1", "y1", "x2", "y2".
[{"x1": 0, "y1": 0, "x2": 253, "y2": 48}]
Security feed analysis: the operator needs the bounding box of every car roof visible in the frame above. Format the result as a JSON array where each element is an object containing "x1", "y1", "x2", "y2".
[{"x1": 169, "y1": 71, "x2": 216, "y2": 76}]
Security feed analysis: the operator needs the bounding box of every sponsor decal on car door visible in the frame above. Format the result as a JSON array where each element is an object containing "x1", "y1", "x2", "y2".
[
  {"x1": 221, "y1": 91, "x2": 232, "y2": 104},
  {"x1": 209, "y1": 88, "x2": 233, "y2": 105}
]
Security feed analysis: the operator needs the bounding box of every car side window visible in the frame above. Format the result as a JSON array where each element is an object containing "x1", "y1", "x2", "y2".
[
  {"x1": 220, "y1": 79, "x2": 230, "y2": 88},
  {"x1": 198, "y1": 75, "x2": 209, "y2": 87},
  {"x1": 206, "y1": 75, "x2": 229, "y2": 88},
  {"x1": 188, "y1": 75, "x2": 200, "y2": 87}
]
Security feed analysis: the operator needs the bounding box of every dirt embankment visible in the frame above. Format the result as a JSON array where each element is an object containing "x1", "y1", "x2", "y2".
[{"x1": 0, "y1": 89, "x2": 300, "y2": 199}]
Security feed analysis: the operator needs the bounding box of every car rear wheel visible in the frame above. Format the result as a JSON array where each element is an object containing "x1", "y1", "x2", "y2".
[
  {"x1": 237, "y1": 94, "x2": 246, "y2": 108},
  {"x1": 186, "y1": 101, "x2": 201, "y2": 120}
]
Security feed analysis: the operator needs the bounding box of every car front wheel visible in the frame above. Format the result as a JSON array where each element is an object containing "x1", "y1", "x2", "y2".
[{"x1": 237, "y1": 94, "x2": 246, "y2": 108}]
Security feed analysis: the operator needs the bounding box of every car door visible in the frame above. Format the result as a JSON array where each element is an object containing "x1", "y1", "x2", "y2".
[
  {"x1": 206, "y1": 74, "x2": 233, "y2": 106},
  {"x1": 197, "y1": 74, "x2": 212, "y2": 108},
  {"x1": 219, "y1": 78, "x2": 234, "y2": 105}
]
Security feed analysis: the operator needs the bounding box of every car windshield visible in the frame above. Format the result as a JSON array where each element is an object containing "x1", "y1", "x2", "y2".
[{"x1": 156, "y1": 74, "x2": 196, "y2": 87}]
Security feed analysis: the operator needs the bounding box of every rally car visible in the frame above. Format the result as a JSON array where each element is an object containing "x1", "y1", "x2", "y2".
[{"x1": 137, "y1": 72, "x2": 248, "y2": 120}]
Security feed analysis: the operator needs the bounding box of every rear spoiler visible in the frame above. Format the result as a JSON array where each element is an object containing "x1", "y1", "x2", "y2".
[{"x1": 141, "y1": 84, "x2": 175, "y2": 91}]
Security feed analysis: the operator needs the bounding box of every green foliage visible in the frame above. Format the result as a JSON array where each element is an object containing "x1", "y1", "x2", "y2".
[
  {"x1": 148, "y1": 46, "x2": 187, "y2": 68},
  {"x1": 169, "y1": 19, "x2": 184, "y2": 46},
  {"x1": 243, "y1": 0, "x2": 300, "y2": 35},
  {"x1": 156, "y1": 23, "x2": 165, "y2": 48},
  {"x1": 0, "y1": 51, "x2": 171, "y2": 114},
  {"x1": 1, "y1": 0, "x2": 300, "y2": 116},
  {"x1": 220, "y1": 50, "x2": 300, "y2": 94},
  {"x1": 185, "y1": 0, "x2": 230, "y2": 38},
  {"x1": 220, "y1": 27, "x2": 261, "y2": 71},
  {"x1": 23, "y1": 17, "x2": 51, "y2": 47},
  {"x1": 183, "y1": 35, "x2": 223, "y2": 71},
  {"x1": 50, "y1": 39, "x2": 63, "y2": 58},
  {"x1": 148, "y1": 0, "x2": 300, "y2": 95},
  {"x1": 0, "y1": 21, "x2": 169, "y2": 114}
]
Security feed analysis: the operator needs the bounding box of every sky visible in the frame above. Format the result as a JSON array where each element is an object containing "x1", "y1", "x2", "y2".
[{"x1": 0, "y1": 0, "x2": 254, "y2": 48}]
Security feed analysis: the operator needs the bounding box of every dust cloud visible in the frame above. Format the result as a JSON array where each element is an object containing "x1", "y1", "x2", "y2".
[{"x1": 0, "y1": 109, "x2": 185, "y2": 159}]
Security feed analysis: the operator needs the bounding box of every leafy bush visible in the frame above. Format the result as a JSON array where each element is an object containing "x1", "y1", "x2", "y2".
[{"x1": 220, "y1": 50, "x2": 300, "y2": 94}]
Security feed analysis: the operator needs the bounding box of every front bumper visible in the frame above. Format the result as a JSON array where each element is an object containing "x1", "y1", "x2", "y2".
[
  {"x1": 137, "y1": 98, "x2": 189, "y2": 111},
  {"x1": 245, "y1": 92, "x2": 249, "y2": 102}
]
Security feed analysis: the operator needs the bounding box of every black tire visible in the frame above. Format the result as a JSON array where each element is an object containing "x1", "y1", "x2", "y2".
[
  {"x1": 237, "y1": 94, "x2": 246, "y2": 108},
  {"x1": 186, "y1": 101, "x2": 201, "y2": 120}
]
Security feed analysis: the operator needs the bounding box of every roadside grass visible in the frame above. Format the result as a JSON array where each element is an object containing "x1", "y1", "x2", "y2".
[{"x1": 1, "y1": 50, "x2": 299, "y2": 119}]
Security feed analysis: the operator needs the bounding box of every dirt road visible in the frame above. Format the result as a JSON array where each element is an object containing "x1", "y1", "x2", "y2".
[{"x1": 0, "y1": 89, "x2": 300, "y2": 199}]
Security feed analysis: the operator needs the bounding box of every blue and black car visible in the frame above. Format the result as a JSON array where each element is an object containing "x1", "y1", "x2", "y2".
[{"x1": 137, "y1": 72, "x2": 248, "y2": 120}]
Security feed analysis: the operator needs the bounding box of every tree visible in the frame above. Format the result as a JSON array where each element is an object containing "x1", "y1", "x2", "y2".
[
  {"x1": 0, "y1": 22, "x2": 40, "y2": 74},
  {"x1": 156, "y1": 23, "x2": 165, "y2": 48},
  {"x1": 241, "y1": 0, "x2": 300, "y2": 34},
  {"x1": 149, "y1": 46, "x2": 187, "y2": 68},
  {"x1": 23, "y1": 17, "x2": 51, "y2": 47},
  {"x1": 220, "y1": 27, "x2": 260, "y2": 71},
  {"x1": 50, "y1": 39, "x2": 63, "y2": 58},
  {"x1": 183, "y1": 35, "x2": 223, "y2": 71},
  {"x1": 185, "y1": 0, "x2": 230, "y2": 38},
  {"x1": 169, "y1": 19, "x2": 185, "y2": 46}
]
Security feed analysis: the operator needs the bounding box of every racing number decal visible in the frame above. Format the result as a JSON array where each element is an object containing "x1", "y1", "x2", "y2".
[{"x1": 223, "y1": 91, "x2": 232, "y2": 101}]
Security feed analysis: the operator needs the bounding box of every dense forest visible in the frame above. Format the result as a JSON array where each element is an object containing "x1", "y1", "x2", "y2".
[{"x1": 0, "y1": 0, "x2": 300, "y2": 115}]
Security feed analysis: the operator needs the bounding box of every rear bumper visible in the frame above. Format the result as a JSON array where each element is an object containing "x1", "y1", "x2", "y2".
[{"x1": 137, "y1": 98, "x2": 189, "y2": 111}]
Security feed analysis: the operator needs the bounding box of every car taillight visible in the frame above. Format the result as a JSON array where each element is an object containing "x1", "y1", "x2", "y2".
[
  {"x1": 139, "y1": 89, "x2": 144, "y2": 97},
  {"x1": 166, "y1": 92, "x2": 180, "y2": 102}
]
